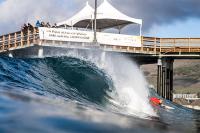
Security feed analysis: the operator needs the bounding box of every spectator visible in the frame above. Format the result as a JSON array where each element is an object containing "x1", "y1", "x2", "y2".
[
  {"x1": 35, "y1": 20, "x2": 41, "y2": 27},
  {"x1": 46, "y1": 22, "x2": 51, "y2": 28},
  {"x1": 28, "y1": 23, "x2": 34, "y2": 31},
  {"x1": 41, "y1": 22, "x2": 45, "y2": 27},
  {"x1": 52, "y1": 23, "x2": 57, "y2": 28},
  {"x1": 22, "y1": 24, "x2": 28, "y2": 32}
]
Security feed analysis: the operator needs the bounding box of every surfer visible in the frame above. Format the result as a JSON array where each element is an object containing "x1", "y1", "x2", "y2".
[
  {"x1": 150, "y1": 97, "x2": 174, "y2": 110},
  {"x1": 150, "y1": 97, "x2": 163, "y2": 106}
]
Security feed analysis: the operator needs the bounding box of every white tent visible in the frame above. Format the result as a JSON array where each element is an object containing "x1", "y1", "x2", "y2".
[
  {"x1": 57, "y1": 0, "x2": 142, "y2": 35},
  {"x1": 95, "y1": 0, "x2": 142, "y2": 28},
  {"x1": 57, "y1": 2, "x2": 94, "y2": 27}
]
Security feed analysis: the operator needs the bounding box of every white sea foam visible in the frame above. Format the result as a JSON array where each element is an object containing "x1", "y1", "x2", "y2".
[{"x1": 98, "y1": 53, "x2": 157, "y2": 117}]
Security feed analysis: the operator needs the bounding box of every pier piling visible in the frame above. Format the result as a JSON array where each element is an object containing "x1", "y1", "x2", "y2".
[{"x1": 157, "y1": 58, "x2": 174, "y2": 101}]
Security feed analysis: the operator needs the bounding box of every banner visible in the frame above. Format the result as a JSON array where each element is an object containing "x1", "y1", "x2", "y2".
[
  {"x1": 97, "y1": 32, "x2": 141, "y2": 47},
  {"x1": 39, "y1": 27, "x2": 93, "y2": 43},
  {"x1": 39, "y1": 27, "x2": 141, "y2": 47}
]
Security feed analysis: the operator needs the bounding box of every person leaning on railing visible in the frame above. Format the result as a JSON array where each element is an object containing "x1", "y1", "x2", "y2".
[
  {"x1": 52, "y1": 23, "x2": 57, "y2": 28},
  {"x1": 40, "y1": 22, "x2": 46, "y2": 27},
  {"x1": 21, "y1": 24, "x2": 28, "y2": 34},
  {"x1": 28, "y1": 23, "x2": 34, "y2": 31},
  {"x1": 36, "y1": 20, "x2": 41, "y2": 27},
  {"x1": 46, "y1": 22, "x2": 51, "y2": 28},
  {"x1": 21, "y1": 23, "x2": 33, "y2": 31},
  {"x1": 35, "y1": 20, "x2": 57, "y2": 28},
  {"x1": 21, "y1": 23, "x2": 34, "y2": 42}
]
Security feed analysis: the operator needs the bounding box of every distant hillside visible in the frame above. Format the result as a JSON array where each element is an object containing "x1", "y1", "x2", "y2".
[{"x1": 141, "y1": 60, "x2": 200, "y2": 94}]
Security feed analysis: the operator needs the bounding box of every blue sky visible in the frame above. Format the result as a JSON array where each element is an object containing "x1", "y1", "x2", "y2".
[
  {"x1": 0, "y1": 0, "x2": 199, "y2": 38},
  {"x1": 146, "y1": 18, "x2": 200, "y2": 38}
]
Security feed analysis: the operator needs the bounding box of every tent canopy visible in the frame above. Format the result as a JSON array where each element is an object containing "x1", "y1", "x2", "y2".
[
  {"x1": 57, "y1": 2, "x2": 94, "y2": 27},
  {"x1": 57, "y1": 0, "x2": 142, "y2": 30}
]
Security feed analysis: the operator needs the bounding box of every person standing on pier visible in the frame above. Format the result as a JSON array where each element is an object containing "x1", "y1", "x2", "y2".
[{"x1": 36, "y1": 20, "x2": 41, "y2": 27}]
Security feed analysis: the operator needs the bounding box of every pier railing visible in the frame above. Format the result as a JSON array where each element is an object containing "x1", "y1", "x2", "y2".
[
  {"x1": 0, "y1": 28, "x2": 39, "y2": 52},
  {"x1": 1, "y1": 28, "x2": 200, "y2": 55},
  {"x1": 99, "y1": 37, "x2": 200, "y2": 55},
  {"x1": 142, "y1": 37, "x2": 200, "y2": 54}
]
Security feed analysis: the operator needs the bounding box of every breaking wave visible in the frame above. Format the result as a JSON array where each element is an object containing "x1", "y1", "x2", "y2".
[{"x1": 0, "y1": 49, "x2": 198, "y2": 133}]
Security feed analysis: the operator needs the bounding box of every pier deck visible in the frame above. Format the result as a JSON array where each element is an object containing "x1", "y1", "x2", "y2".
[{"x1": 1, "y1": 27, "x2": 200, "y2": 58}]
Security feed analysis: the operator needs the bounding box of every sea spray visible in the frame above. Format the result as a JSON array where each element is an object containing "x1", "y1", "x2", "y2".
[
  {"x1": 99, "y1": 53, "x2": 157, "y2": 117},
  {"x1": 47, "y1": 49, "x2": 157, "y2": 117}
]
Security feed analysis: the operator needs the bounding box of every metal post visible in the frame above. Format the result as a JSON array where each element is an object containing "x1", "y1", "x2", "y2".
[
  {"x1": 93, "y1": 0, "x2": 97, "y2": 43},
  {"x1": 139, "y1": 24, "x2": 142, "y2": 36},
  {"x1": 91, "y1": 15, "x2": 94, "y2": 31},
  {"x1": 161, "y1": 65, "x2": 165, "y2": 98},
  {"x1": 157, "y1": 58, "x2": 162, "y2": 95},
  {"x1": 157, "y1": 64, "x2": 161, "y2": 95}
]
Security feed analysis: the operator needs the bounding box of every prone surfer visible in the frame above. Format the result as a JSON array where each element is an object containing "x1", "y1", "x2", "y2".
[
  {"x1": 150, "y1": 97, "x2": 163, "y2": 106},
  {"x1": 150, "y1": 97, "x2": 174, "y2": 110}
]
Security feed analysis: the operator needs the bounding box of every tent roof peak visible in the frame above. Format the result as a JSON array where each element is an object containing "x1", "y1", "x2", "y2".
[{"x1": 57, "y1": 0, "x2": 142, "y2": 30}]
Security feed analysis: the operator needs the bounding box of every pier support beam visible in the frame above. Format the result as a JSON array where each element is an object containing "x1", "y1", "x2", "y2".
[
  {"x1": 100, "y1": 51, "x2": 106, "y2": 67},
  {"x1": 38, "y1": 47, "x2": 44, "y2": 58},
  {"x1": 157, "y1": 58, "x2": 174, "y2": 101}
]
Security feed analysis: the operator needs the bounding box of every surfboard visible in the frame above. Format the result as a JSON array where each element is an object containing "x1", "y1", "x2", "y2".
[{"x1": 162, "y1": 105, "x2": 175, "y2": 110}]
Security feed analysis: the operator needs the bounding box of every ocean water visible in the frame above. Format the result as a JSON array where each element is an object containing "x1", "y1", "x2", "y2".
[{"x1": 0, "y1": 51, "x2": 199, "y2": 133}]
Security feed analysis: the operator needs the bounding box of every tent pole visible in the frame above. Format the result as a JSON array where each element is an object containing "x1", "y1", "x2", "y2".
[
  {"x1": 140, "y1": 24, "x2": 142, "y2": 36},
  {"x1": 118, "y1": 28, "x2": 121, "y2": 34},
  {"x1": 91, "y1": 15, "x2": 94, "y2": 31},
  {"x1": 71, "y1": 21, "x2": 73, "y2": 30},
  {"x1": 93, "y1": 0, "x2": 97, "y2": 43},
  {"x1": 118, "y1": 25, "x2": 121, "y2": 34}
]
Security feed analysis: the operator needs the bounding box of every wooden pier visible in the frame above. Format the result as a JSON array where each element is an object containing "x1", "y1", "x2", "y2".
[{"x1": 1, "y1": 28, "x2": 200, "y2": 57}]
